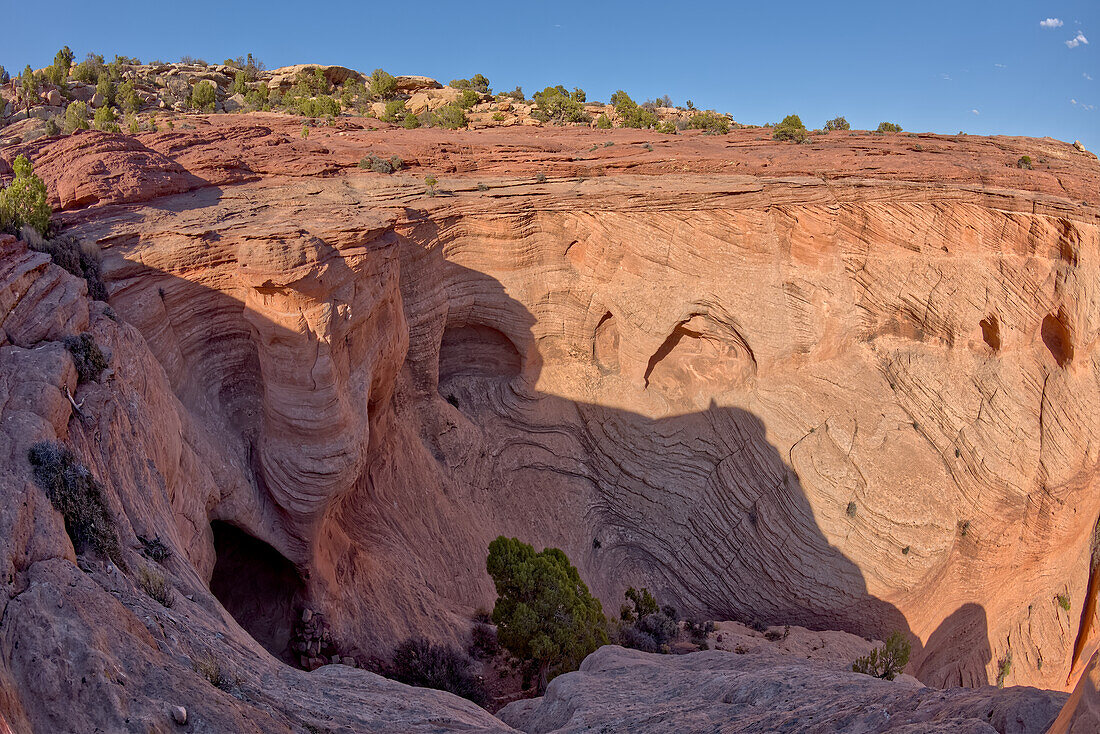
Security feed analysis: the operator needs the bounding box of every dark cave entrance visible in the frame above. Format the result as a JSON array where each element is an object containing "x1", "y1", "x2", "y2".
[{"x1": 209, "y1": 521, "x2": 305, "y2": 663}]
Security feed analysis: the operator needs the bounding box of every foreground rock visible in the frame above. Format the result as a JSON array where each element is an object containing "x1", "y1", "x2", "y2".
[{"x1": 499, "y1": 646, "x2": 1066, "y2": 733}]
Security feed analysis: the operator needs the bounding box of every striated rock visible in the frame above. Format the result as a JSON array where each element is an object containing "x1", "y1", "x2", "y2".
[
  {"x1": 498, "y1": 645, "x2": 1066, "y2": 733},
  {"x1": 1, "y1": 118, "x2": 1099, "y2": 730},
  {"x1": 4, "y1": 130, "x2": 203, "y2": 209}
]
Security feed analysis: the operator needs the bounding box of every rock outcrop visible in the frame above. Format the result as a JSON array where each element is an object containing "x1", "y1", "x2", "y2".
[
  {"x1": 498, "y1": 645, "x2": 1066, "y2": 733},
  {"x1": 1, "y1": 117, "x2": 1098, "y2": 730}
]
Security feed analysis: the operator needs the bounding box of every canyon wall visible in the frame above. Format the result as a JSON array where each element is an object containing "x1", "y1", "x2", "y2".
[{"x1": 2, "y1": 119, "x2": 1099, "y2": 729}]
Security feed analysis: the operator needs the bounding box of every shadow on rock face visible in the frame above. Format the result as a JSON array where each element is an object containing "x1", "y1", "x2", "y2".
[
  {"x1": 89, "y1": 194, "x2": 994, "y2": 693},
  {"x1": 916, "y1": 603, "x2": 993, "y2": 687}
]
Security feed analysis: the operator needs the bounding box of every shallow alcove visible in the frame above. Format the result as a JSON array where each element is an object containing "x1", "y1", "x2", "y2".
[
  {"x1": 593, "y1": 312, "x2": 620, "y2": 373},
  {"x1": 438, "y1": 323, "x2": 523, "y2": 382},
  {"x1": 1041, "y1": 312, "x2": 1073, "y2": 367},
  {"x1": 979, "y1": 316, "x2": 1001, "y2": 352},
  {"x1": 209, "y1": 521, "x2": 305, "y2": 663}
]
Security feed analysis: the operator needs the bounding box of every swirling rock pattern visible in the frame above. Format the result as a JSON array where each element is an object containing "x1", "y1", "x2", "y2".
[{"x1": 1, "y1": 118, "x2": 1099, "y2": 728}]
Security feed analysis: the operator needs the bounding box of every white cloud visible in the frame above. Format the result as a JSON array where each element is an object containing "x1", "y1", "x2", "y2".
[
  {"x1": 1086, "y1": 72, "x2": 1094, "y2": 80},
  {"x1": 1041, "y1": 18, "x2": 1063, "y2": 28},
  {"x1": 971, "y1": 109, "x2": 980, "y2": 115},
  {"x1": 941, "y1": 73, "x2": 952, "y2": 80},
  {"x1": 1071, "y1": 98, "x2": 1078, "y2": 104},
  {"x1": 994, "y1": 63, "x2": 1007, "y2": 69},
  {"x1": 1066, "y1": 32, "x2": 1089, "y2": 48}
]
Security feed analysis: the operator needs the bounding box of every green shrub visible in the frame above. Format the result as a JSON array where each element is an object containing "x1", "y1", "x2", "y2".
[
  {"x1": 851, "y1": 631, "x2": 910, "y2": 680},
  {"x1": 93, "y1": 105, "x2": 119, "y2": 132},
  {"x1": 532, "y1": 85, "x2": 590, "y2": 124},
  {"x1": 358, "y1": 154, "x2": 403, "y2": 174},
  {"x1": 1, "y1": 155, "x2": 51, "y2": 236},
  {"x1": 596, "y1": 113, "x2": 612, "y2": 129},
  {"x1": 63, "y1": 101, "x2": 90, "y2": 133},
  {"x1": 19, "y1": 66, "x2": 39, "y2": 113},
  {"x1": 27, "y1": 441, "x2": 123, "y2": 566},
  {"x1": 1017, "y1": 155, "x2": 1033, "y2": 170},
  {"x1": 687, "y1": 110, "x2": 730, "y2": 134},
  {"x1": 117, "y1": 80, "x2": 140, "y2": 114},
  {"x1": 656, "y1": 120, "x2": 678, "y2": 134},
  {"x1": 620, "y1": 586, "x2": 658, "y2": 622},
  {"x1": 232, "y1": 71, "x2": 248, "y2": 96},
  {"x1": 486, "y1": 536, "x2": 608, "y2": 691},
  {"x1": 456, "y1": 89, "x2": 480, "y2": 110},
  {"x1": 96, "y1": 73, "x2": 115, "y2": 106},
  {"x1": 385, "y1": 637, "x2": 486, "y2": 705},
  {"x1": 381, "y1": 99, "x2": 407, "y2": 123},
  {"x1": 138, "y1": 565, "x2": 172, "y2": 607},
  {"x1": 450, "y1": 74, "x2": 491, "y2": 94},
  {"x1": 72, "y1": 54, "x2": 104, "y2": 84},
  {"x1": 877, "y1": 121, "x2": 902, "y2": 133},
  {"x1": 846, "y1": 501, "x2": 857, "y2": 517},
  {"x1": 432, "y1": 103, "x2": 467, "y2": 129},
  {"x1": 190, "y1": 81, "x2": 216, "y2": 111},
  {"x1": 611, "y1": 90, "x2": 657, "y2": 129},
  {"x1": 301, "y1": 124, "x2": 309, "y2": 139},
  {"x1": 773, "y1": 114, "x2": 808, "y2": 143},
  {"x1": 823, "y1": 116, "x2": 850, "y2": 131},
  {"x1": 47, "y1": 46, "x2": 74, "y2": 86},
  {"x1": 369, "y1": 68, "x2": 397, "y2": 100},
  {"x1": 244, "y1": 83, "x2": 269, "y2": 110},
  {"x1": 501, "y1": 86, "x2": 524, "y2": 101},
  {"x1": 294, "y1": 95, "x2": 340, "y2": 118},
  {"x1": 1057, "y1": 593, "x2": 1071, "y2": 612},
  {"x1": 403, "y1": 112, "x2": 422, "y2": 129},
  {"x1": 45, "y1": 117, "x2": 60, "y2": 136},
  {"x1": 63, "y1": 332, "x2": 108, "y2": 383}
]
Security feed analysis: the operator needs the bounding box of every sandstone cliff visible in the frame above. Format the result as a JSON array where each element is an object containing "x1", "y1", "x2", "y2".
[{"x1": 1, "y1": 117, "x2": 1098, "y2": 731}]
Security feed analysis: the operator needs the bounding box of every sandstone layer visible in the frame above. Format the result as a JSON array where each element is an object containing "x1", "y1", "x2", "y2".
[{"x1": 1, "y1": 118, "x2": 1099, "y2": 731}]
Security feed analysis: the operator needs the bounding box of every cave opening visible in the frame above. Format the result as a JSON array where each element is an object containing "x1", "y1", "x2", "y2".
[
  {"x1": 209, "y1": 521, "x2": 305, "y2": 663},
  {"x1": 438, "y1": 323, "x2": 523, "y2": 384}
]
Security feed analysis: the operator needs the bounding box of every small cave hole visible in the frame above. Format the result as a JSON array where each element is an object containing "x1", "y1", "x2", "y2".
[
  {"x1": 1041, "y1": 312, "x2": 1073, "y2": 367},
  {"x1": 979, "y1": 317, "x2": 1001, "y2": 351},
  {"x1": 209, "y1": 521, "x2": 305, "y2": 663}
]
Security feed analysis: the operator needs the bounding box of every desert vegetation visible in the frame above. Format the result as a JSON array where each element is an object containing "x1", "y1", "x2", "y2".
[
  {"x1": 486, "y1": 536, "x2": 608, "y2": 691},
  {"x1": 0, "y1": 155, "x2": 51, "y2": 236},
  {"x1": 851, "y1": 631, "x2": 911, "y2": 680},
  {"x1": 772, "y1": 114, "x2": 808, "y2": 143},
  {"x1": 27, "y1": 441, "x2": 123, "y2": 566}
]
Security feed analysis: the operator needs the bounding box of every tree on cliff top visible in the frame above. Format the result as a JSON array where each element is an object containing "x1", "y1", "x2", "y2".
[{"x1": 486, "y1": 536, "x2": 608, "y2": 692}]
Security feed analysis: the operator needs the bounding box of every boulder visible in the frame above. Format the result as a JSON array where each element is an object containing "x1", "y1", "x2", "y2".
[
  {"x1": 222, "y1": 93, "x2": 246, "y2": 113},
  {"x1": 393, "y1": 75, "x2": 442, "y2": 94},
  {"x1": 46, "y1": 89, "x2": 62, "y2": 107}
]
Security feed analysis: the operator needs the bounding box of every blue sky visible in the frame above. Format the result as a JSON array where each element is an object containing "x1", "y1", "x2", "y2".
[{"x1": 3, "y1": 0, "x2": 1096, "y2": 149}]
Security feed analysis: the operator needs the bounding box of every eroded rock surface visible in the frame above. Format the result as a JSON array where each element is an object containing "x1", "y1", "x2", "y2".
[
  {"x1": 498, "y1": 645, "x2": 1066, "y2": 734},
  {"x1": 1, "y1": 119, "x2": 1098, "y2": 730}
]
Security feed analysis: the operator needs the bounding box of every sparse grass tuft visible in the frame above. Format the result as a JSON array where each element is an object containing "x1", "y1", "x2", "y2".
[
  {"x1": 138, "y1": 565, "x2": 172, "y2": 607},
  {"x1": 1056, "y1": 593, "x2": 1071, "y2": 612},
  {"x1": 194, "y1": 654, "x2": 232, "y2": 690}
]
